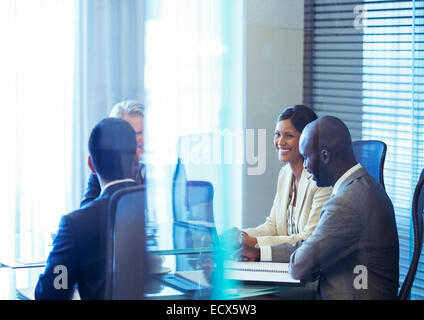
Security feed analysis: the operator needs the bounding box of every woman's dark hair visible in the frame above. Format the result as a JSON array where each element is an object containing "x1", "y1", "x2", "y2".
[{"x1": 277, "y1": 104, "x2": 318, "y2": 133}]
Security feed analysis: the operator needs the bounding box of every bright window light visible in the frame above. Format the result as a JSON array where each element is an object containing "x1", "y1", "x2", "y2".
[{"x1": 0, "y1": 0, "x2": 75, "y2": 260}]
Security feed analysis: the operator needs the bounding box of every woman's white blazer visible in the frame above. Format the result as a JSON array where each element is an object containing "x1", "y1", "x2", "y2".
[{"x1": 243, "y1": 165, "x2": 332, "y2": 246}]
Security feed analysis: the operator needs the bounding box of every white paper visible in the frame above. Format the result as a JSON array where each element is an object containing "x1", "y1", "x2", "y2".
[{"x1": 224, "y1": 261, "x2": 300, "y2": 284}]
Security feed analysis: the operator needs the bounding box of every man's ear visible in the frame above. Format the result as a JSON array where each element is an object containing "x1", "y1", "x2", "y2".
[
  {"x1": 136, "y1": 146, "x2": 142, "y2": 160},
  {"x1": 88, "y1": 156, "x2": 96, "y2": 174},
  {"x1": 320, "y1": 148, "x2": 330, "y2": 165}
]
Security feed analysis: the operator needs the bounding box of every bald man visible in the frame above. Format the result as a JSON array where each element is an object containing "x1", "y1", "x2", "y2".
[
  {"x1": 235, "y1": 116, "x2": 399, "y2": 299},
  {"x1": 288, "y1": 116, "x2": 399, "y2": 299}
]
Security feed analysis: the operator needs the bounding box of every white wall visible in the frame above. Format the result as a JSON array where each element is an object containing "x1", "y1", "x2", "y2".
[{"x1": 243, "y1": 0, "x2": 304, "y2": 228}]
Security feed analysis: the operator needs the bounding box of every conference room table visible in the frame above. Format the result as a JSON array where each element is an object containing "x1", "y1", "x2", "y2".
[{"x1": 0, "y1": 222, "x2": 294, "y2": 300}]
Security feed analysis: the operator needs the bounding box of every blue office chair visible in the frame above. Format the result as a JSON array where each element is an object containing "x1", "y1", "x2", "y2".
[
  {"x1": 186, "y1": 180, "x2": 214, "y2": 223},
  {"x1": 352, "y1": 140, "x2": 387, "y2": 189},
  {"x1": 398, "y1": 170, "x2": 424, "y2": 299},
  {"x1": 170, "y1": 159, "x2": 217, "y2": 295},
  {"x1": 172, "y1": 157, "x2": 189, "y2": 221},
  {"x1": 104, "y1": 185, "x2": 147, "y2": 300},
  {"x1": 172, "y1": 157, "x2": 215, "y2": 223}
]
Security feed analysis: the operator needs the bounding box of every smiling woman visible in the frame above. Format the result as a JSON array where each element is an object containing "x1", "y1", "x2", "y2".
[
  {"x1": 275, "y1": 120, "x2": 302, "y2": 164},
  {"x1": 237, "y1": 105, "x2": 332, "y2": 261},
  {"x1": 0, "y1": 0, "x2": 75, "y2": 261}
]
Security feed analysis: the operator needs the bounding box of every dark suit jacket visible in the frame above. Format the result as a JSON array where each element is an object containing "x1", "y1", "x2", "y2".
[
  {"x1": 273, "y1": 167, "x2": 399, "y2": 299},
  {"x1": 80, "y1": 164, "x2": 145, "y2": 207},
  {"x1": 35, "y1": 181, "x2": 138, "y2": 300}
]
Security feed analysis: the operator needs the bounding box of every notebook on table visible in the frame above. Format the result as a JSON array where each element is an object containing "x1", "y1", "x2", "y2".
[{"x1": 223, "y1": 261, "x2": 303, "y2": 286}]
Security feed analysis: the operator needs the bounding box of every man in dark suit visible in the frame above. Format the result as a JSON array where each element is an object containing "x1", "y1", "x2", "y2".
[
  {"x1": 35, "y1": 117, "x2": 139, "y2": 299},
  {"x1": 80, "y1": 100, "x2": 145, "y2": 207},
  {"x1": 236, "y1": 116, "x2": 399, "y2": 300}
]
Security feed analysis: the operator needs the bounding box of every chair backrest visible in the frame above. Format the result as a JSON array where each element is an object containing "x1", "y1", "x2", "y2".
[
  {"x1": 352, "y1": 140, "x2": 387, "y2": 189},
  {"x1": 186, "y1": 180, "x2": 214, "y2": 223},
  {"x1": 398, "y1": 172, "x2": 424, "y2": 299},
  {"x1": 172, "y1": 157, "x2": 188, "y2": 221},
  {"x1": 172, "y1": 157, "x2": 215, "y2": 223},
  {"x1": 104, "y1": 185, "x2": 147, "y2": 300}
]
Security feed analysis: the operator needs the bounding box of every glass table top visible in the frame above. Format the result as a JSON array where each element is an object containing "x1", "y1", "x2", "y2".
[
  {"x1": 1, "y1": 256, "x2": 293, "y2": 300},
  {"x1": 146, "y1": 221, "x2": 219, "y2": 255},
  {"x1": 1, "y1": 221, "x2": 297, "y2": 300}
]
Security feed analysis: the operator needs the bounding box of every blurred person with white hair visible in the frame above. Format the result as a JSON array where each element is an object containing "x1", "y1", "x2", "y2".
[{"x1": 80, "y1": 100, "x2": 145, "y2": 207}]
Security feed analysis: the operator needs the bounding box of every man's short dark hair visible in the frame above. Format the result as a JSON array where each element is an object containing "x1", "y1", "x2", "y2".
[{"x1": 88, "y1": 117, "x2": 137, "y2": 181}]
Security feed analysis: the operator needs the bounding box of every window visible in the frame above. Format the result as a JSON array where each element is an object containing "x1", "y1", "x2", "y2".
[
  {"x1": 0, "y1": 0, "x2": 75, "y2": 261},
  {"x1": 304, "y1": 0, "x2": 424, "y2": 299}
]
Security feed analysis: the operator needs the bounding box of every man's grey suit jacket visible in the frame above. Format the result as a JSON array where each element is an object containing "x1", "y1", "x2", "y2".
[{"x1": 271, "y1": 167, "x2": 399, "y2": 299}]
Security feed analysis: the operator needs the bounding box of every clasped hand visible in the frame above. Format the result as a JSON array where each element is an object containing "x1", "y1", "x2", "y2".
[{"x1": 220, "y1": 227, "x2": 260, "y2": 262}]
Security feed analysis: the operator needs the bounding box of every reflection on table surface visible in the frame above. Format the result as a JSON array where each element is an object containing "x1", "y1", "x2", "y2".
[
  {"x1": 1, "y1": 253, "x2": 291, "y2": 300},
  {"x1": 0, "y1": 221, "x2": 293, "y2": 299},
  {"x1": 147, "y1": 221, "x2": 219, "y2": 255},
  {"x1": 0, "y1": 221, "x2": 217, "y2": 269},
  {"x1": 145, "y1": 253, "x2": 293, "y2": 300}
]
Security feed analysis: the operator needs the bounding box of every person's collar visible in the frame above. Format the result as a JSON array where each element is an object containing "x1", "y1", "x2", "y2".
[
  {"x1": 140, "y1": 164, "x2": 145, "y2": 178},
  {"x1": 100, "y1": 178, "x2": 136, "y2": 196},
  {"x1": 332, "y1": 163, "x2": 362, "y2": 196}
]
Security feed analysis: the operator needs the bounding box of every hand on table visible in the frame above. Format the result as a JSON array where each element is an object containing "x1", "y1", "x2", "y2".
[
  {"x1": 220, "y1": 228, "x2": 259, "y2": 261},
  {"x1": 232, "y1": 244, "x2": 260, "y2": 262}
]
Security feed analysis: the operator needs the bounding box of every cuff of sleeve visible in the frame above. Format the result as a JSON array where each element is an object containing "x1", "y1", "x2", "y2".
[
  {"x1": 256, "y1": 237, "x2": 270, "y2": 247},
  {"x1": 260, "y1": 246, "x2": 272, "y2": 262}
]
